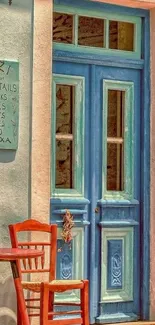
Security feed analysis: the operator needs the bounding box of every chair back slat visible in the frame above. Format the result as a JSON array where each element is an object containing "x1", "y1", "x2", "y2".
[
  {"x1": 34, "y1": 245, "x2": 39, "y2": 269},
  {"x1": 41, "y1": 246, "x2": 45, "y2": 269},
  {"x1": 20, "y1": 245, "x2": 27, "y2": 270},
  {"x1": 22, "y1": 258, "x2": 27, "y2": 270},
  {"x1": 9, "y1": 219, "x2": 57, "y2": 279},
  {"x1": 18, "y1": 243, "x2": 49, "y2": 273},
  {"x1": 21, "y1": 268, "x2": 50, "y2": 274},
  {"x1": 28, "y1": 258, "x2": 32, "y2": 269},
  {"x1": 18, "y1": 241, "x2": 50, "y2": 246},
  {"x1": 27, "y1": 245, "x2": 33, "y2": 269}
]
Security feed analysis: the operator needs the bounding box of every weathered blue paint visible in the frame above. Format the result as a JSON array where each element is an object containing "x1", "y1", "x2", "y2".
[
  {"x1": 55, "y1": 220, "x2": 90, "y2": 227},
  {"x1": 140, "y1": 12, "x2": 150, "y2": 320},
  {"x1": 96, "y1": 312, "x2": 138, "y2": 323},
  {"x1": 99, "y1": 220, "x2": 139, "y2": 226},
  {"x1": 57, "y1": 240, "x2": 73, "y2": 280},
  {"x1": 55, "y1": 228, "x2": 84, "y2": 304},
  {"x1": 54, "y1": 0, "x2": 148, "y2": 17},
  {"x1": 51, "y1": 0, "x2": 150, "y2": 323},
  {"x1": 93, "y1": 64, "x2": 140, "y2": 323},
  {"x1": 53, "y1": 50, "x2": 144, "y2": 70},
  {"x1": 98, "y1": 199, "x2": 139, "y2": 207},
  {"x1": 107, "y1": 239, "x2": 123, "y2": 290},
  {"x1": 51, "y1": 197, "x2": 90, "y2": 205},
  {"x1": 53, "y1": 209, "x2": 87, "y2": 215},
  {"x1": 89, "y1": 64, "x2": 99, "y2": 318},
  {"x1": 51, "y1": 61, "x2": 142, "y2": 323},
  {"x1": 101, "y1": 228, "x2": 133, "y2": 305}
]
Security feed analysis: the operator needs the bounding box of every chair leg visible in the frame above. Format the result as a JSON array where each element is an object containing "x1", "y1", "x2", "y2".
[
  {"x1": 40, "y1": 283, "x2": 50, "y2": 325},
  {"x1": 48, "y1": 292, "x2": 54, "y2": 320},
  {"x1": 17, "y1": 305, "x2": 22, "y2": 325},
  {"x1": 81, "y1": 280, "x2": 89, "y2": 325}
]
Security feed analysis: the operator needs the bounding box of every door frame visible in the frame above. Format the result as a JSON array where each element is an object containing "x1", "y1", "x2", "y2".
[
  {"x1": 140, "y1": 11, "x2": 150, "y2": 320},
  {"x1": 52, "y1": 0, "x2": 150, "y2": 321}
]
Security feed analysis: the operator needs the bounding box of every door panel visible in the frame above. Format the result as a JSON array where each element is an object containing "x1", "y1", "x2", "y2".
[
  {"x1": 92, "y1": 65, "x2": 140, "y2": 323},
  {"x1": 51, "y1": 60, "x2": 141, "y2": 323}
]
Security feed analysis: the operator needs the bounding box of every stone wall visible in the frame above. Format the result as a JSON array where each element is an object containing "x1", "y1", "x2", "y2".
[{"x1": 56, "y1": 84, "x2": 73, "y2": 189}]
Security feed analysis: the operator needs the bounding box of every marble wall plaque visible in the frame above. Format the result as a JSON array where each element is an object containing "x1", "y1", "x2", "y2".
[{"x1": 0, "y1": 60, "x2": 19, "y2": 150}]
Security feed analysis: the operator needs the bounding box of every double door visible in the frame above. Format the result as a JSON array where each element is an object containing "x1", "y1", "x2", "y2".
[{"x1": 52, "y1": 60, "x2": 141, "y2": 323}]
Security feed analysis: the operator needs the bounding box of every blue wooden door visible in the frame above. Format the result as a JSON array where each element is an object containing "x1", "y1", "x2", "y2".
[{"x1": 52, "y1": 60, "x2": 141, "y2": 324}]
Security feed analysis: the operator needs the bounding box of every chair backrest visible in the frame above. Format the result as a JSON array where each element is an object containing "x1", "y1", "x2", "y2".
[
  {"x1": 40, "y1": 282, "x2": 83, "y2": 325},
  {"x1": 9, "y1": 219, "x2": 57, "y2": 281}
]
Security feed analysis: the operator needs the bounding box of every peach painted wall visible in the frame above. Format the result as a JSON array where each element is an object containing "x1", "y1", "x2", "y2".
[
  {"x1": 92, "y1": 0, "x2": 155, "y2": 9},
  {"x1": 31, "y1": 1, "x2": 52, "y2": 324},
  {"x1": 31, "y1": 0, "x2": 52, "y2": 223}
]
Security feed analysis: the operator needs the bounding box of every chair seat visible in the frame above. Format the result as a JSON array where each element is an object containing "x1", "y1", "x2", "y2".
[{"x1": 22, "y1": 280, "x2": 84, "y2": 293}]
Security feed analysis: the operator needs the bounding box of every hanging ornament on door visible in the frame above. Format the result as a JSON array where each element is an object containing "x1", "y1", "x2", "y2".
[
  {"x1": 61, "y1": 210, "x2": 74, "y2": 243},
  {"x1": 57, "y1": 210, "x2": 74, "y2": 252}
]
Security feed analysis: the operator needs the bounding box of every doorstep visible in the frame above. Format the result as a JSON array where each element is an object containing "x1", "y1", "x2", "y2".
[{"x1": 95, "y1": 322, "x2": 155, "y2": 325}]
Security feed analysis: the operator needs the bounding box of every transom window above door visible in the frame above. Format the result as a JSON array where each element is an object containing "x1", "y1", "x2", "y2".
[{"x1": 53, "y1": 5, "x2": 141, "y2": 58}]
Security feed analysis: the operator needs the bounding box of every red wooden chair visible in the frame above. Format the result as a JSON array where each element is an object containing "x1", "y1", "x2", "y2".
[{"x1": 9, "y1": 219, "x2": 89, "y2": 325}]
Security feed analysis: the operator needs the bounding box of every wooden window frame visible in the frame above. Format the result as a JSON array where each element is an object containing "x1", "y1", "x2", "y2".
[
  {"x1": 102, "y1": 80, "x2": 134, "y2": 200},
  {"x1": 52, "y1": 74, "x2": 85, "y2": 198}
]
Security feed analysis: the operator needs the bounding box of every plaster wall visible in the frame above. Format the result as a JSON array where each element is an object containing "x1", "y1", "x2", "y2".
[{"x1": 0, "y1": 0, "x2": 33, "y2": 324}]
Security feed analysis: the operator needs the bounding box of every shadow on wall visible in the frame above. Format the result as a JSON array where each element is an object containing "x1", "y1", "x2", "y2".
[
  {"x1": 0, "y1": 275, "x2": 17, "y2": 325},
  {"x1": 0, "y1": 150, "x2": 16, "y2": 163}
]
